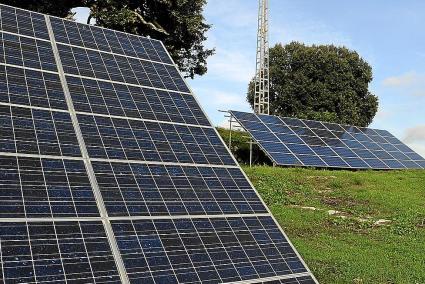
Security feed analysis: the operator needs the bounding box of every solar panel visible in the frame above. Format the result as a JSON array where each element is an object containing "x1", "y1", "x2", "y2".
[
  {"x1": 0, "y1": 4, "x2": 317, "y2": 283},
  {"x1": 230, "y1": 111, "x2": 425, "y2": 170}
]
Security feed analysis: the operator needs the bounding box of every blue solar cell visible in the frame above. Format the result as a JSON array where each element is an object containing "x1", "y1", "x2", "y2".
[
  {"x1": 332, "y1": 147, "x2": 358, "y2": 158},
  {"x1": 297, "y1": 155, "x2": 327, "y2": 167},
  {"x1": 286, "y1": 144, "x2": 315, "y2": 155},
  {"x1": 352, "y1": 148, "x2": 377, "y2": 159},
  {"x1": 262, "y1": 142, "x2": 291, "y2": 153},
  {"x1": 277, "y1": 133, "x2": 304, "y2": 144},
  {"x1": 415, "y1": 160, "x2": 425, "y2": 169},
  {"x1": 344, "y1": 158, "x2": 370, "y2": 168},
  {"x1": 382, "y1": 159, "x2": 405, "y2": 169},
  {"x1": 310, "y1": 146, "x2": 337, "y2": 156},
  {"x1": 364, "y1": 159, "x2": 388, "y2": 169},
  {"x1": 399, "y1": 160, "x2": 421, "y2": 169},
  {"x1": 320, "y1": 156, "x2": 349, "y2": 167},
  {"x1": 272, "y1": 152, "x2": 302, "y2": 165}
]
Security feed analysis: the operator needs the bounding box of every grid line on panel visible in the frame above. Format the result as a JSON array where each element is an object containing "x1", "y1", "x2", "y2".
[{"x1": 45, "y1": 15, "x2": 130, "y2": 283}]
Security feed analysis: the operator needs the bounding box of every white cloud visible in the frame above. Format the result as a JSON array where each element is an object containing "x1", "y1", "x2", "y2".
[
  {"x1": 382, "y1": 72, "x2": 424, "y2": 87},
  {"x1": 403, "y1": 125, "x2": 425, "y2": 158},
  {"x1": 206, "y1": 48, "x2": 254, "y2": 83},
  {"x1": 406, "y1": 143, "x2": 425, "y2": 159},
  {"x1": 375, "y1": 108, "x2": 392, "y2": 120},
  {"x1": 72, "y1": 7, "x2": 94, "y2": 24},
  {"x1": 403, "y1": 125, "x2": 425, "y2": 143},
  {"x1": 195, "y1": 88, "x2": 247, "y2": 108}
]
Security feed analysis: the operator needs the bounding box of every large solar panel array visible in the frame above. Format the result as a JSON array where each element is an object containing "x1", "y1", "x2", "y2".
[
  {"x1": 0, "y1": 4, "x2": 317, "y2": 283},
  {"x1": 230, "y1": 111, "x2": 425, "y2": 170}
]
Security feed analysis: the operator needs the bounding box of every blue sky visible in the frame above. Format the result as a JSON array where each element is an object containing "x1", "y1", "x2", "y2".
[{"x1": 74, "y1": 1, "x2": 425, "y2": 156}]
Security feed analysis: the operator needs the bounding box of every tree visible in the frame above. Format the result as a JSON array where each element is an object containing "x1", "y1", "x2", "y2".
[
  {"x1": 247, "y1": 42, "x2": 379, "y2": 127},
  {"x1": 2, "y1": 0, "x2": 214, "y2": 78}
]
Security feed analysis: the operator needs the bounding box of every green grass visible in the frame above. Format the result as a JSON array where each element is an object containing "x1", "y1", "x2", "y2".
[{"x1": 243, "y1": 166, "x2": 425, "y2": 284}]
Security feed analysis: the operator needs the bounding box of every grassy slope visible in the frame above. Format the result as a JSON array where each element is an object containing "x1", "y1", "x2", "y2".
[{"x1": 243, "y1": 166, "x2": 425, "y2": 284}]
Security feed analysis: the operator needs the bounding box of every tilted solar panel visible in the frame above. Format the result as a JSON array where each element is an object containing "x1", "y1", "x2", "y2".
[
  {"x1": 230, "y1": 111, "x2": 425, "y2": 170},
  {"x1": 0, "y1": 4, "x2": 317, "y2": 283}
]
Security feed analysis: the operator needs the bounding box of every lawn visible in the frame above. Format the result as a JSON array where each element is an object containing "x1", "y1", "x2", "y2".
[{"x1": 243, "y1": 166, "x2": 425, "y2": 284}]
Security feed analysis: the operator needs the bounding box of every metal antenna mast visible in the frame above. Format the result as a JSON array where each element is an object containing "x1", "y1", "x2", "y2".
[{"x1": 254, "y1": 0, "x2": 270, "y2": 115}]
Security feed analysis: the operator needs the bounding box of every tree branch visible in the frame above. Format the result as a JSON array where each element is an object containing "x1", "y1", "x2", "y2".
[
  {"x1": 131, "y1": 10, "x2": 169, "y2": 35},
  {"x1": 87, "y1": 12, "x2": 92, "y2": 24}
]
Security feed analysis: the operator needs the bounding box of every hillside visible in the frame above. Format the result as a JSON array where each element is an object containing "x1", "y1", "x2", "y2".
[{"x1": 243, "y1": 166, "x2": 425, "y2": 283}]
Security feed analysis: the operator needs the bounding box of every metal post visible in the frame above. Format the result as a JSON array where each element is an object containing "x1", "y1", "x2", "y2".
[
  {"x1": 249, "y1": 139, "x2": 253, "y2": 168},
  {"x1": 228, "y1": 117, "x2": 233, "y2": 150}
]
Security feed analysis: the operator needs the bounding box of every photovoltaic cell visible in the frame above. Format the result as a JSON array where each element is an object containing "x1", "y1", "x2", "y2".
[
  {"x1": 0, "y1": 3, "x2": 317, "y2": 283},
  {"x1": 231, "y1": 110, "x2": 425, "y2": 170}
]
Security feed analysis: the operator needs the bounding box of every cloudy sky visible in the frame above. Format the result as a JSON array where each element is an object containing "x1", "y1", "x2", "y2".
[{"x1": 75, "y1": 0, "x2": 425, "y2": 157}]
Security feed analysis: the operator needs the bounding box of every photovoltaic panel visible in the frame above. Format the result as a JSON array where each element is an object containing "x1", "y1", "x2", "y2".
[
  {"x1": 230, "y1": 110, "x2": 425, "y2": 170},
  {"x1": 0, "y1": 65, "x2": 67, "y2": 109},
  {"x1": 92, "y1": 161, "x2": 267, "y2": 217},
  {"x1": 0, "y1": 221, "x2": 120, "y2": 283},
  {"x1": 0, "y1": 105, "x2": 81, "y2": 156},
  {"x1": 0, "y1": 3, "x2": 317, "y2": 283},
  {"x1": 112, "y1": 216, "x2": 308, "y2": 284},
  {"x1": 67, "y1": 76, "x2": 210, "y2": 126},
  {"x1": 0, "y1": 156, "x2": 99, "y2": 218}
]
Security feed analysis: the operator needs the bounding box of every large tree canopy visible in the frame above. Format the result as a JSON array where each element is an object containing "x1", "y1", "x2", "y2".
[
  {"x1": 2, "y1": 0, "x2": 213, "y2": 78},
  {"x1": 248, "y1": 42, "x2": 379, "y2": 127}
]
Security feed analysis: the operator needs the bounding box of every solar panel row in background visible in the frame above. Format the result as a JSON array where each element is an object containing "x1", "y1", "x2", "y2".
[
  {"x1": 230, "y1": 111, "x2": 425, "y2": 170},
  {"x1": 0, "y1": 3, "x2": 317, "y2": 283}
]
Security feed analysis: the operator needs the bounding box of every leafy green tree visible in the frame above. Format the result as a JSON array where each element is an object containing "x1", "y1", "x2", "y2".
[
  {"x1": 2, "y1": 0, "x2": 213, "y2": 78},
  {"x1": 248, "y1": 42, "x2": 379, "y2": 127}
]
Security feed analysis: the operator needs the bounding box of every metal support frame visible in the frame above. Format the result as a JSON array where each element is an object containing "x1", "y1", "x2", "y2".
[
  {"x1": 249, "y1": 139, "x2": 253, "y2": 168},
  {"x1": 254, "y1": 0, "x2": 270, "y2": 115}
]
